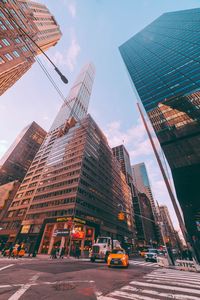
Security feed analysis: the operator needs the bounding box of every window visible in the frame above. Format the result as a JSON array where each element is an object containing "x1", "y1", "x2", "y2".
[
  {"x1": 4, "y1": 53, "x2": 13, "y2": 61},
  {"x1": 13, "y1": 50, "x2": 20, "y2": 57},
  {"x1": 5, "y1": 20, "x2": 14, "y2": 29},
  {"x1": 0, "y1": 20, "x2": 6, "y2": 30},
  {"x1": 0, "y1": 57, "x2": 5, "y2": 64},
  {"x1": 22, "y1": 46, "x2": 28, "y2": 52},
  {"x1": 2, "y1": 38, "x2": 10, "y2": 46},
  {"x1": 15, "y1": 38, "x2": 21, "y2": 44}
]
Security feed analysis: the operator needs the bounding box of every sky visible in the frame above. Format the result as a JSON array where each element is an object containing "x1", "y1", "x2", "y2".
[{"x1": 0, "y1": 0, "x2": 199, "y2": 230}]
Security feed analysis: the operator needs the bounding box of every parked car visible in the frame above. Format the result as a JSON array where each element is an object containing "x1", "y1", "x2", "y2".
[{"x1": 107, "y1": 248, "x2": 129, "y2": 268}]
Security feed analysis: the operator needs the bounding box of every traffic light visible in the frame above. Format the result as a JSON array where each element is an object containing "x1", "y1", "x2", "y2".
[{"x1": 118, "y1": 212, "x2": 125, "y2": 221}]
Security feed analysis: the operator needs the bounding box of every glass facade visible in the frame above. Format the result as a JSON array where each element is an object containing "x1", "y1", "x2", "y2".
[
  {"x1": 132, "y1": 163, "x2": 156, "y2": 216},
  {"x1": 119, "y1": 8, "x2": 200, "y2": 260},
  {"x1": 50, "y1": 63, "x2": 95, "y2": 131},
  {"x1": 119, "y1": 8, "x2": 200, "y2": 112}
]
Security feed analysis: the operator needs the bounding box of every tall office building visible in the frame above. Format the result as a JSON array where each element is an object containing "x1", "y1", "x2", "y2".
[
  {"x1": 133, "y1": 192, "x2": 157, "y2": 246},
  {"x1": 0, "y1": 180, "x2": 21, "y2": 249},
  {"x1": 112, "y1": 145, "x2": 158, "y2": 245},
  {"x1": 0, "y1": 0, "x2": 61, "y2": 95},
  {"x1": 3, "y1": 64, "x2": 134, "y2": 255},
  {"x1": 119, "y1": 8, "x2": 200, "y2": 259},
  {"x1": 132, "y1": 163, "x2": 156, "y2": 216},
  {"x1": 159, "y1": 205, "x2": 178, "y2": 248},
  {"x1": 112, "y1": 145, "x2": 136, "y2": 239},
  {"x1": 112, "y1": 145, "x2": 133, "y2": 184},
  {"x1": 0, "y1": 121, "x2": 46, "y2": 185}
]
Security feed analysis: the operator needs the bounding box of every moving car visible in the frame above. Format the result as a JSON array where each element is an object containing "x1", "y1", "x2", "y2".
[
  {"x1": 145, "y1": 249, "x2": 158, "y2": 262},
  {"x1": 139, "y1": 247, "x2": 149, "y2": 257},
  {"x1": 107, "y1": 248, "x2": 129, "y2": 268}
]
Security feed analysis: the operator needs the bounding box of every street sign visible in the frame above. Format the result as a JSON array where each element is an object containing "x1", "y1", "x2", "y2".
[{"x1": 53, "y1": 229, "x2": 70, "y2": 237}]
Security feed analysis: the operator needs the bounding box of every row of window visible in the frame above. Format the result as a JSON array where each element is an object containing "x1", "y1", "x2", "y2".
[
  {"x1": 29, "y1": 197, "x2": 76, "y2": 210},
  {"x1": 33, "y1": 187, "x2": 77, "y2": 201}
]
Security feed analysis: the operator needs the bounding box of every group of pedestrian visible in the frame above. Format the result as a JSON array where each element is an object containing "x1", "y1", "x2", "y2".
[
  {"x1": 71, "y1": 245, "x2": 81, "y2": 258},
  {"x1": 50, "y1": 247, "x2": 65, "y2": 259},
  {"x1": 50, "y1": 245, "x2": 81, "y2": 259},
  {"x1": 1, "y1": 243, "x2": 25, "y2": 258}
]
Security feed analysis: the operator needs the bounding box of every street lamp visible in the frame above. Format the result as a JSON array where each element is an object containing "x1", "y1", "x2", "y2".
[{"x1": 3, "y1": 6, "x2": 68, "y2": 84}]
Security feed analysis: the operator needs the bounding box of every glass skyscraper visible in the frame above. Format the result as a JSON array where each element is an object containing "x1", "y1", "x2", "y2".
[
  {"x1": 119, "y1": 8, "x2": 200, "y2": 260},
  {"x1": 132, "y1": 163, "x2": 156, "y2": 217}
]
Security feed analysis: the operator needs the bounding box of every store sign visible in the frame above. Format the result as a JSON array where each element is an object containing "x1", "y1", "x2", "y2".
[
  {"x1": 53, "y1": 229, "x2": 70, "y2": 237},
  {"x1": 56, "y1": 217, "x2": 72, "y2": 222},
  {"x1": 72, "y1": 231, "x2": 85, "y2": 239},
  {"x1": 73, "y1": 217, "x2": 86, "y2": 224}
]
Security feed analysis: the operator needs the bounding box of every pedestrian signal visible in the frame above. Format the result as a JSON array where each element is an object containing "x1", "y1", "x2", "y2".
[{"x1": 118, "y1": 212, "x2": 125, "y2": 221}]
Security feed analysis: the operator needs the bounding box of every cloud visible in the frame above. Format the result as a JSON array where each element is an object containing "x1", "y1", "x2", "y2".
[
  {"x1": 104, "y1": 118, "x2": 155, "y2": 160},
  {"x1": 68, "y1": 2, "x2": 76, "y2": 18},
  {"x1": 0, "y1": 140, "x2": 8, "y2": 160},
  {"x1": 52, "y1": 29, "x2": 80, "y2": 72}
]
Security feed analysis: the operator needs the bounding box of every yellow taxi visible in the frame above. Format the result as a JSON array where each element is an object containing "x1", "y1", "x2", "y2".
[
  {"x1": 107, "y1": 248, "x2": 129, "y2": 268},
  {"x1": 139, "y1": 248, "x2": 149, "y2": 257}
]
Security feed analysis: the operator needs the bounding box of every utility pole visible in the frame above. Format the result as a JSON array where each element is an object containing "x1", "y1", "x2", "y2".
[{"x1": 137, "y1": 102, "x2": 199, "y2": 264}]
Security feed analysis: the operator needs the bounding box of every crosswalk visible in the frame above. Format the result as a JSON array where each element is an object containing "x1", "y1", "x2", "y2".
[
  {"x1": 129, "y1": 260, "x2": 159, "y2": 268},
  {"x1": 97, "y1": 268, "x2": 200, "y2": 300}
]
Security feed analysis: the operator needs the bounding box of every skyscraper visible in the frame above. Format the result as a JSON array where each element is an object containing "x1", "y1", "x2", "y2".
[
  {"x1": 0, "y1": 121, "x2": 46, "y2": 185},
  {"x1": 0, "y1": 0, "x2": 61, "y2": 95},
  {"x1": 3, "y1": 64, "x2": 134, "y2": 255},
  {"x1": 159, "y1": 205, "x2": 178, "y2": 249},
  {"x1": 0, "y1": 180, "x2": 21, "y2": 249},
  {"x1": 119, "y1": 8, "x2": 200, "y2": 259},
  {"x1": 112, "y1": 145, "x2": 136, "y2": 238},
  {"x1": 112, "y1": 145, "x2": 133, "y2": 184},
  {"x1": 112, "y1": 145, "x2": 158, "y2": 246},
  {"x1": 132, "y1": 163, "x2": 156, "y2": 216}
]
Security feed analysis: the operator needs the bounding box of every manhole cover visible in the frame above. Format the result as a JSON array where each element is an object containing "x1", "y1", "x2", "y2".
[{"x1": 54, "y1": 282, "x2": 76, "y2": 291}]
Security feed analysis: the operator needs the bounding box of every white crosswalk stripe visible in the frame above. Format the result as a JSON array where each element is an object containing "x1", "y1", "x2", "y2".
[
  {"x1": 97, "y1": 267, "x2": 200, "y2": 300},
  {"x1": 129, "y1": 260, "x2": 159, "y2": 268}
]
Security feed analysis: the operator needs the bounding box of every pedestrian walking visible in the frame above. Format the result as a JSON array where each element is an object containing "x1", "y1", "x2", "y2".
[
  {"x1": 60, "y1": 247, "x2": 65, "y2": 259},
  {"x1": 75, "y1": 246, "x2": 81, "y2": 259}
]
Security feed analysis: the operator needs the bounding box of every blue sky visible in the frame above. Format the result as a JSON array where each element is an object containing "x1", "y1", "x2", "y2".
[{"x1": 0, "y1": 0, "x2": 199, "y2": 229}]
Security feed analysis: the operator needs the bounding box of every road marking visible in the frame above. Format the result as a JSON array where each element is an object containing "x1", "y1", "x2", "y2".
[
  {"x1": 0, "y1": 264, "x2": 14, "y2": 271},
  {"x1": 146, "y1": 273, "x2": 200, "y2": 282},
  {"x1": 8, "y1": 274, "x2": 40, "y2": 300},
  {"x1": 146, "y1": 278, "x2": 200, "y2": 289},
  {"x1": 154, "y1": 270, "x2": 200, "y2": 279},
  {"x1": 129, "y1": 260, "x2": 159, "y2": 267},
  {"x1": 110, "y1": 290, "x2": 158, "y2": 300},
  {"x1": 121, "y1": 285, "x2": 200, "y2": 300},
  {"x1": 129, "y1": 280, "x2": 200, "y2": 295}
]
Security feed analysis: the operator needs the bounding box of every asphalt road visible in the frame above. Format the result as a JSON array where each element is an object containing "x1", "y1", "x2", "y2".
[
  {"x1": 0, "y1": 257, "x2": 199, "y2": 300},
  {"x1": 0, "y1": 257, "x2": 151, "y2": 300}
]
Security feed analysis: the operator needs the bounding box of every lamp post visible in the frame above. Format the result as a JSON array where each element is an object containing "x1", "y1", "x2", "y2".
[{"x1": 2, "y1": 6, "x2": 68, "y2": 84}]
